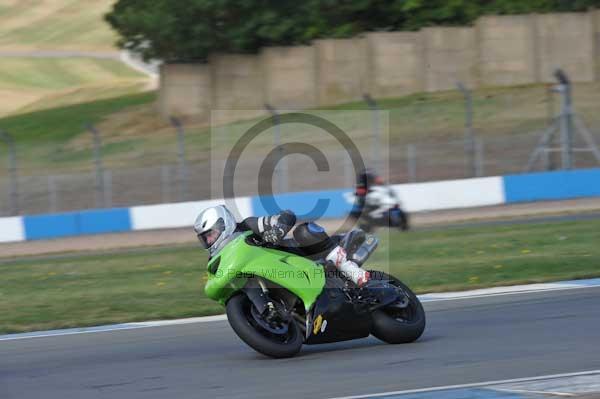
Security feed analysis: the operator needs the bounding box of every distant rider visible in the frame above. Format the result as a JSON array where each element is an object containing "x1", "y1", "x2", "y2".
[{"x1": 349, "y1": 169, "x2": 400, "y2": 221}]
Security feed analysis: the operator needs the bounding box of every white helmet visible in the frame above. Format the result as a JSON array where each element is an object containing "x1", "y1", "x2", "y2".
[{"x1": 193, "y1": 205, "x2": 237, "y2": 256}]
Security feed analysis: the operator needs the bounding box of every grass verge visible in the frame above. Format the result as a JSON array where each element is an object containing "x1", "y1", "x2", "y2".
[
  {"x1": 0, "y1": 92, "x2": 156, "y2": 173},
  {"x1": 0, "y1": 57, "x2": 148, "y2": 116},
  {"x1": 2, "y1": 219, "x2": 600, "y2": 334},
  {"x1": 0, "y1": 0, "x2": 117, "y2": 52},
  {"x1": 4, "y1": 81, "x2": 600, "y2": 176}
]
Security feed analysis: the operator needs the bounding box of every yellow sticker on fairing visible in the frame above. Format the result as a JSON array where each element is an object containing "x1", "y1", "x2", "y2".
[{"x1": 313, "y1": 315, "x2": 323, "y2": 335}]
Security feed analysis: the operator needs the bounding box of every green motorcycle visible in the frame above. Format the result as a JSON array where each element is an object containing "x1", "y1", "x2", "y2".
[{"x1": 204, "y1": 230, "x2": 425, "y2": 358}]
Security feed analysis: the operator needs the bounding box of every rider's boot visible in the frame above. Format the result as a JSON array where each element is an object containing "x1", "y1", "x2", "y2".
[
  {"x1": 325, "y1": 228, "x2": 380, "y2": 286},
  {"x1": 326, "y1": 229, "x2": 397, "y2": 304},
  {"x1": 325, "y1": 245, "x2": 398, "y2": 304},
  {"x1": 325, "y1": 245, "x2": 370, "y2": 287}
]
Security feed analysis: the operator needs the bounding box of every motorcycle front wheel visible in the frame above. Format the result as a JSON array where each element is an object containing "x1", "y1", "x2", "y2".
[
  {"x1": 368, "y1": 271, "x2": 425, "y2": 344},
  {"x1": 226, "y1": 293, "x2": 303, "y2": 358}
]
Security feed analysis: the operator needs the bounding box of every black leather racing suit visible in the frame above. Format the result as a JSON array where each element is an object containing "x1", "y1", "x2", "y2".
[{"x1": 236, "y1": 210, "x2": 339, "y2": 258}]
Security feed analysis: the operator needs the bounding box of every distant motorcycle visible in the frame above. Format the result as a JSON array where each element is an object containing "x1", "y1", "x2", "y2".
[
  {"x1": 204, "y1": 229, "x2": 425, "y2": 358},
  {"x1": 345, "y1": 186, "x2": 410, "y2": 233}
]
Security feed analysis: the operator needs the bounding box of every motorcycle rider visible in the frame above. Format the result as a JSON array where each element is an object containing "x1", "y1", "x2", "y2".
[
  {"x1": 350, "y1": 168, "x2": 394, "y2": 220},
  {"x1": 194, "y1": 205, "x2": 374, "y2": 287},
  {"x1": 349, "y1": 168, "x2": 407, "y2": 230}
]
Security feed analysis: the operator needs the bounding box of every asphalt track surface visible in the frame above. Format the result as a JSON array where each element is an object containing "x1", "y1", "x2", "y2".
[{"x1": 2, "y1": 286, "x2": 600, "y2": 399}]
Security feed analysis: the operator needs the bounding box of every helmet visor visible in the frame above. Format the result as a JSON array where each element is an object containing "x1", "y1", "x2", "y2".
[{"x1": 197, "y1": 218, "x2": 225, "y2": 249}]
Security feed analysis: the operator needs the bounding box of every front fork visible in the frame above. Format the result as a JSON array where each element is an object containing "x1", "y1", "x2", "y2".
[
  {"x1": 243, "y1": 277, "x2": 311, "y2": 338},
  {"x1": 243, "y1": 277, "x2": 298, "y2": 327},
  {"x1": 243, "y1": 277, "x2": 276, "y2": 316}
]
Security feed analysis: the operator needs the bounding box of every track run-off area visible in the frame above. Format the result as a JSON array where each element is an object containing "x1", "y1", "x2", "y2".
[{"x1": 2, "y1": 282, "x2": 600, "y2": 399}]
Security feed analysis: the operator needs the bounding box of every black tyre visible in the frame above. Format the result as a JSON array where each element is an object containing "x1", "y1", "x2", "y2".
[
  {"x1": 359, "y1": 220, "x2": 374, "y2": 233},
  {"x1": 368, "y1": 271, "x2": 425, "y2": 344},
  {"x1": 398, "y1": 210, "x2": 410, "y2": 231},
  {"x1": 226, "y1": 294, "x2": 303, "y2": 358}
]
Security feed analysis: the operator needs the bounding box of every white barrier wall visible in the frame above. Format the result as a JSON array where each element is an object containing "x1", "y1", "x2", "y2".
[
  {"x1": 6, "y1": 170, "x2": 600, "y2": 244},
  {"x1": 130, "y1": 197, "x2": 253, "y2": 231},
  {"x1": 391, "y1": 177, "x2": 506, "y2": 212},
  {"x1": 0, "y1": 217, "x2": 24, "y2": 243}
]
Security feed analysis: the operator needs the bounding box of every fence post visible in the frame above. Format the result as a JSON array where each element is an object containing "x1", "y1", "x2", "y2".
[
  {"x1": 47, "y1": 175, "x2": 58, "y2": 212},
  {"x1": 265, "y1": 104, "x2": 287, "y2": 193},
  {"x1": 554, "y1": 69, "x2": 574, "y2": 170},
  {"x1": 544, "y1": 84, "x2": 558, "y2": 171},
  {"x1": 546, "y1": 83, "x2": 555, "y2": 126},
  {"x1": 170, "y1": 116, "x2": 189, "y2": 202},
  {"x1": 103, "y1": 170, "x2": 113, "y2": 208},
  {"x1": 475, "y1": 138, "x2": 485, "y2": 177},
  {"x1": 0, "y1": 129, "x2": 19, "y2": 215},
  {"x1": 86, "y1": 123, "x2": 105, "y2": 208},
  {"x1": 342, "y1": 150, "x2": 354, "y2": 188},
  {"x1": 457, "y1": 82, "x2": 477, "y2": 178},
  {"x1": 542, "y1": 142, "x2": 551, "y2": 171},
  {"x1": 161, "y1": 165, "x2": 171, "y2": 203},
  {"x1": 407, "y1": 144, "x2": 417, "y2": 183},
  {"x1": 363, "y1": 94, "x2": 381, "y2": 173}
]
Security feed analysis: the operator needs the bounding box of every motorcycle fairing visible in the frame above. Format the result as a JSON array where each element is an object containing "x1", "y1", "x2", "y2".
[
  {"x1": 204, "y1": 232, "x2": 326, "y2": 311},
  {"x1": 304, "y1": 275, "x2": 372, "y2": 345}
]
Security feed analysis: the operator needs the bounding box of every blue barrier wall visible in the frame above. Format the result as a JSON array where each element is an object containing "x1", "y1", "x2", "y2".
[
  {"x1": 503, "y1": 168, "x2": 600, "y2": 203},
  {"x1": 23, "y1": 208, "x2": 131, "y2": 241},
  {"x1": 6, "y1": 168, "x2": 600, "y2": 243},
  {"x1": 78, "y1": 208, "x2": 132, "y2": 235},
  {"x1": 23, "y1": 213, "x2": 80, "y2": 240},
  {"x1": 252, "y1": 189, "x2": 352, "y2": 220}
]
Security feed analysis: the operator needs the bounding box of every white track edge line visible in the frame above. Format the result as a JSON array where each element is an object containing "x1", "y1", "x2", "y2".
[
  {"x1": 492, "y1": 388, "x2": 575, "y2": 397},
  {"x1": 2, "y1": 278, "x2": 600, "y2": 342},
  {"x1": 419, "y1": 284, "x2": 596, "y2": 302},
  {"x1": 326, "y1": 369, "x2": 600, "y2": 399}
]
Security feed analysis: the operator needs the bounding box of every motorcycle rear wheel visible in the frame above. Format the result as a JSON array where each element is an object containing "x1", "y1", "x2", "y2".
[
  {"x1": 226, "y1": 293, "x2": 303, "y2": 358},
  {"x1": 358, "y1": 220, "x2": 374, "y2": 233},
  {"x1": 397, "y1": 210, "x2": 410, "y2": 231},
  {"x1": 368, "y1": 271, "x2": 425, "y2": 344}
]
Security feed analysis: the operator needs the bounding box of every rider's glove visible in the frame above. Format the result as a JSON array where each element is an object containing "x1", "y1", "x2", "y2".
[
  {"x1": 260, "y1": 210, "x2": 296, "y2": 245},
  {"x1": 262, "y1": 225, "x2": 286, "y2": 244}
]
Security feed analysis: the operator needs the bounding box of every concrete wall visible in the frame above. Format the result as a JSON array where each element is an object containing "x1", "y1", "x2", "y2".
[
  {"x1": 593, "y1": 10, "x2": 600, "y2": 83},
  {"x1": 367, "y1": 32, "x2": 425, "y2": 97},
  {"x1": 423, "y1": 27, "x2": 477, "y2": 91},
  {"x1": 263, "y1": 46, "x2": 318, "y2": 109},
  {"x1": 535, "y1": 13, "x2": 595, "y2": 82},
  {"x1": 158, "y1": 64, "x2": 211, "y2": 119},
  {"x1": 477, "y1": 15, "x2": 538, "y2": 86},
  {"x1": 210, "y1": 54, "x2": 267, "y2": 125},
  {"x1": 157, "y1": 10, "x2": 600, "y2": 121},
  {"x1": 315, "y1": 38, "x2": 369, "y2": 106},
  {"x1": 210, "y1": 54, "x2": 264, "y2": 109}
]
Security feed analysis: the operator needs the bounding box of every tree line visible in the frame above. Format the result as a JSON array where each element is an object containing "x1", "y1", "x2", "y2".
[{"x1": 106, "y1": 0, "x2": 600, "y2": 63}]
